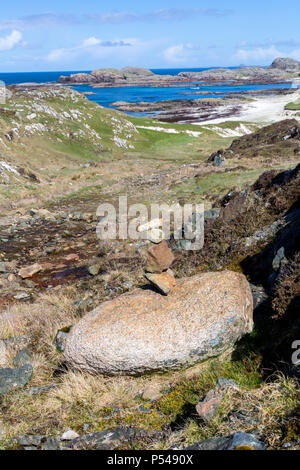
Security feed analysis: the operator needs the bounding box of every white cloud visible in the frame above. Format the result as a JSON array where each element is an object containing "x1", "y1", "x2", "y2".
[
  {"x1": 237, "y1": 39, "x2": 300, "y2": 49},
  {"x1": 233, "y1": 45, "x2": 282, "y2": 63},
  {"x1": 0, "y1": 30, "x2": 23, "y2": 51},
  {"x1": 91, "y1": 8, "x2": 233, "y2": 24},
  {"x1": 0, "y1": 9, "x2": 233, "y2": 32},
  {"x1": 233, "y1": 45, "x2": 300, "y2": 64},
  {"x1": 47, "y1": 48, "x2": 66, "y2": 62},
  {"x1": 163, "y1": 43, "x2": 199, "y2": 63},
  {"x1": 81, "y1": 37, "x2": 101, "y2": 48},
  {"x1": 47, "y1": 36, "x2": 139, "y2": 63},
  {"x1": 0, "y1": 13, "x2": 78, "y2": 31}
]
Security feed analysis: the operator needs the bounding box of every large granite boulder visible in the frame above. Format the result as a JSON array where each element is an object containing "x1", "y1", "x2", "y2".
[{"x1": 64, "y1": 271, "x2": 253, "y2": 375}]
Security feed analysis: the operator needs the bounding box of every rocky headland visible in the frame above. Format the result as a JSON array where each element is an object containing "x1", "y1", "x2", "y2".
[
  {"x1": 178, "y1": 57, "x2": 300, "y2": 83},
  {"x1": 59, "y1": 58, "x2": 300, "y2": 88},
  {"x1": 59, "y1": 66, "x2": 187, "y2": 87},
  {"x1": 111, "y1": 98, "x2": 234, "y2": 123},
  {"x1": 270, "y1": 57, "x2": 300, "y2": 72}
]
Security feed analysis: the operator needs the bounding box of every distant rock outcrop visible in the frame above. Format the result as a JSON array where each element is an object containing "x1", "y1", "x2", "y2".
[
  {"x1": 270, "y1": 57, "x2": 300, "y2": 72},
  {"x1": 178, "y1": 58, "x2": 300, "y2": 83},
  {"x1": 59, "y1": 59, "x2": 298, "y2": 87},
  {"x1": 59, "y1": 67, "x2": 180, "y2": 87},
  {"x1": 178, "y1": 66, "x2": 292, "y2": 83},
  {"x1": 64, "y1": 270, "x2": 253, "y2": 375}
]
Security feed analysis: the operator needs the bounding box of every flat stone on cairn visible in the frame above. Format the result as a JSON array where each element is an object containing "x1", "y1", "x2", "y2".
[{"x1": 144, "y1": 269, "x2": 175, "y2": 295}]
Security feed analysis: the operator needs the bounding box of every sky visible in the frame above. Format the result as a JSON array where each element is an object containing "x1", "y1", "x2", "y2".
[{"x1": 0, "y1": 1, "x2": 299, "y2": 72}]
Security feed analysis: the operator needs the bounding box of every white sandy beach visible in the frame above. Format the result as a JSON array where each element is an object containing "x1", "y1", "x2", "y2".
[{"x1": 196, "y1": 89, "x2": 300, "y2": 126}]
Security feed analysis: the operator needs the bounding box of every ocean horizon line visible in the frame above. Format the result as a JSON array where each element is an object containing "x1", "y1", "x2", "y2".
[{"x1": 0, "y1": 65, "x2": 266, "y2": 85}]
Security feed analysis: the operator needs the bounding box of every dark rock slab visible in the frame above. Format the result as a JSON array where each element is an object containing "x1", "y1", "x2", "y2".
[
  {"x1": 41, "y1": 437, "x2": 61, "y2": 450},
  {"x1": 12, "y1": 348, "x2": 33, "y2": 368},
  {"x1": 0, "y1": 364, "x2": 33, "y2": 395},
  {"x1": 15, "y1": 435, "x2": 45, "y2": 447},
  {"x1": 185, "y1": 432, "x2": 265, "y2": 450},
  {"x1": 65, "y1": 428, "x2": 163, "y2": 450}
]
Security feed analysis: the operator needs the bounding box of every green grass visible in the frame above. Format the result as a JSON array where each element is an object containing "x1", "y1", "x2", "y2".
[
  {"x1": 0, "y1": 87, "x2": 291, "y2": 212},
  {"x1": 126, "y1": 121, "x2": 237, "y2": 163},
  {"x1": 1, "y1": 87, "x2": 144, "y2": 159},
  {"x1": 285, "y1": 100, "x2": 300, "y2": 110},
  {"x1": 158, "y1": 168, "x2": 267, "y2": 205},
  {"x1": 132, "y1": 130, "x2": 201, "y2": 162},
  {"x1": 53, "y1": 184, "x2": 103, "y2": 204},
  {"x1": 0, "y1": 351, "x2": 264, "y2": 449}
]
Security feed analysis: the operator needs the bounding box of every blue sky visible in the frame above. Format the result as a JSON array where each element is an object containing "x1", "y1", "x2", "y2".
[{"x1": 0, "y1": 1, "x2": 299, "y2": 72}]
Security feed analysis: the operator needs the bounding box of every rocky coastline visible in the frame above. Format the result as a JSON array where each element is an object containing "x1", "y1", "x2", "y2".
[
  {"x1": 111, "y1": 88, "x2": 298, "y2": 123},
  {"x1": 59, "y1": 58, "x2": 300, "y2": 88},
  {"x1": 177, "y1": 58, "x2": 300, "y2": 83},
  {"x1": 111, "y1": 98, "x2": 239, "y2": 123},
  {"x1": 59, "y1": 66, "x2": 188, "y2": 87}
]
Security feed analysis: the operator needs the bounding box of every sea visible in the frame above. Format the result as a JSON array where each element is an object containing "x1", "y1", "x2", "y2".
[{"x1": 0, "y1": 68, "x2": 294, "y2": 116}]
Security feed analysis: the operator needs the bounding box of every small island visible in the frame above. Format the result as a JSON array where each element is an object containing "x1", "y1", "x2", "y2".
[{"x1": 59, "y1": 58, "x2": 300, "y2": 88}]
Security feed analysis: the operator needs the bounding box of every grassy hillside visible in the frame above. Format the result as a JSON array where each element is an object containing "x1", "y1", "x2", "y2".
[
  {"x1": 0, "y1": 86, "x2": 262, "y2": 212},
  {"x1": 285, "y1": 99, "x2": 300, "y2": 110},
  {"x1": 0, "y1": 86, "x2": 298, "y2": 215}
]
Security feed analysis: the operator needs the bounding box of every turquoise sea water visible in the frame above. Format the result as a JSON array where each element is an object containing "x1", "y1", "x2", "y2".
[
  {"x1": 72, "y1": 82, "x2": 291, "y2": 110},
  {"x1": 0, "y1": 69, "x2": 293, "y2": 117}
]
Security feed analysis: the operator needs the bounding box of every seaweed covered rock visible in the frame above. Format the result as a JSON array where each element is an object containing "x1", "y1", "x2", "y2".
[{"x1": 64, "y1": 271, "x2": 253, "y2": 375}]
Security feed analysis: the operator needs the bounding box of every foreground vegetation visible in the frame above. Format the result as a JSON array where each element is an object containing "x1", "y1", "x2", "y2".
[{"x1": 0, "y1": 87, "x2": 299, "y2": 450}]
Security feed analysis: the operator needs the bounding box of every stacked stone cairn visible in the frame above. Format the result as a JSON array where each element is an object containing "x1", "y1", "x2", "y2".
[{"x1": 138, "y1": 220, "x2": 175, "y2": 295}]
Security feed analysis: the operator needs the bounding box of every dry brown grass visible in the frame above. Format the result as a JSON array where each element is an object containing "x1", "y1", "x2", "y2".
[
  {"x1": 0, "y1": 288, "x2": 78, "y2": 343},
  {"x1": 0, "y1": 312, "x2": 299, "y2": 451},
  {"x1": 164, "y1": 373, "x2": 300, "y2": 449},
  {"x1": 0, "y1": 288, "x2": 81, "y2": 381}
]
